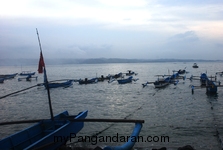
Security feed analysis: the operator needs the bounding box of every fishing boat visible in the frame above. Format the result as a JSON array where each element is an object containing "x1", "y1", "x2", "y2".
[
  {"x1": 0, "y1": 111, "x2": 88, "y2": 150},
  {"x1": 0, "y1": 112, "x2": 143, "y2": 150},
  {"x1": 46, "y1": 80, "x2": 73, "y2": 88},
  {"x1": 216, "y1": 71, "x2": 223, "y2": 76},
  {"x1": 18, "y1": 75, "x2": 38, "y2": 81},
  {"x1": 125, "y1": 70, "x2": 137, "y2": 76},
  {"x1": 189, "y1": 73, "x2": 221, "y2": 94},
  {"x1": 189, "y1": 73, "x2": 215, "y2": 85},
  {"x1": 192, "y1": 63, "x2": 199, "y2": 68},
  {"x1": 176, "y1": 69, "x2": 185, "y2": 74},
  {"x1": 153, "y1": 77, "x2": 170, "y2": 88},
  {"x1": 106, "y1": 72, "x2": 123, "y2": 79},
  {"x1": 0, "y1": 78, "x2": 4, "y2": 83},
  {"x1": 0, "y1": 29, "x2": 144, "y2": 150},
  {"x1": 19, "y1": 71, "x2": 36, "y2": 76},
  {"x1": 79, "y1": 78, "x2": 98, "y2": 84},
  {"x1": 173, "y1": 67, "x2": 187, "y2": 74},
  {"x1": 117, "y1": 76, "x2": 133, "y2": 84},
  {"x1": 142, "y1": 72, "x2": 181, "y2": 88},
  {"x1": 108, "y1": 76, "x2": 116, "y2": 83},
  {"x1": 0, "y1": 73, "x2": 18, "y2": 79},
  {"x1": 96, "y1": 75, "x2": 106, "y2": 82},
  {"x1": 200, "y1": 73, "x2": 208, "y2": 85},
  {"x1": 206, "y1": 80, "x2": 218, "y2": 94}
]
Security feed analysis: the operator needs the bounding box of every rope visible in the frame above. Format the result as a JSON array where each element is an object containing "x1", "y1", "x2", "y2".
[
  {"x1": 0, "y1": 78, "x2": 80, "y2": 100},
  {"x1": 0, "y1": 84, "x2": 40, "y2": 99}
]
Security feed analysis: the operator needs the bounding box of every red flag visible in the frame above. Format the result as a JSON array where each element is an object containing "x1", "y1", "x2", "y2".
[{"x1": 38, "y1": 51, "x2": 45, "y2": 73}]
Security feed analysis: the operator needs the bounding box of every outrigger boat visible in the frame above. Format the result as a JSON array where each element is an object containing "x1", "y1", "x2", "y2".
[
  {"x1": 189, "y1": 73, "x2": 222, "y2": 94},
  {"x1": 153, "y1": 76, "x2": 171, "y2": 88},
  {"x1": 0, "y1": 111, "x2": 88, "y2": 150},
  {"x1": 189, "y1": 73, "x2": 217, "y2": 85},
  {"x1": 79, "y1": 78, "x2": 98, "y2": 84},
  {"x1": 106, "y1": 72, "x2": 123, "y2": 79},
  {"x1": 0, "y1": 73, "x2": 18, "y2": 79},
  {"x1": 18, "y1": 74, "x2": 38, "y2": 82},
  {"x1": 216, "y1": 71, "x2": 223, "y2": 76},
  {"x1": 142, "y1": 72, "x2": 184, "y2": 88},
  {"x1": 0, "y1": 73, "x2": 18, "y2": 83},
  {"x1": 0, "y1": 78, "x2": 4, "y2": 83},
  {"x1": 107, "y1": 73, "x2": 123, "y2": 83},
  {"x1": 192, "y1": 63, "x2": 199, "y2": 68},
  {"x1": 117, "y1": 76, "x2": 133, "y2": 84},
  {"x1": 173, "y1": 67, "x2": 188, "y2": 74},
  {"x1": 0, "y1": 28, "x2": 144, "y2": 150},
  {"x1": 19, "y1": 71, "x2": 36, "y2": 76},
  {"x1": 125, "y1": 70, "x2": 138, "y2": 76},
  {"x1": 117, "y1": 76, "x2": 138, "y2": 84},
  {"x1": 45, "y1": 80, "x2": 73, "y2": 88}
]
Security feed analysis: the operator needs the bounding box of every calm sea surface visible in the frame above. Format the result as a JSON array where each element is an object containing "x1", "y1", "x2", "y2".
[{"x1": 0, "y1": 62, "x2": 223, "y2": 150}]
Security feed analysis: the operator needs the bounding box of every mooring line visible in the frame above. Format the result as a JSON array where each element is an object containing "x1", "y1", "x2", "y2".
[
  {"x1": 0, "y1": 79, "x2": 77, "y2": 99},
  {"x1": 0, "y1": 84, "x2": 40, "y2": 99}
]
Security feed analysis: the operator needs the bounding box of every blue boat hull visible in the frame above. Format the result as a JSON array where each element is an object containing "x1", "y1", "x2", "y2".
[
  {"x1": 79, "y1": 78, "x2": 98, "y2": 84},
  {"x1": 45, "y1": 80, "x2": 73, "y2": 88},
  {"x1": 20, "y1": 72, "x2": 35, "y2": 76},
  {"x1": 104, "y1": 123, "x2": 142, "y2": 150},
  {"x1": 206, "y1": 81, "x2": 217, "y2": 94},
  {"x1": 117, "y1": 76, "x2": 133, "y2": 84},
  {"x1": 0, "y1": 73, "x2": 18, "y2": 79},
  {"x1": 0, "y1": 78, "x2": 4, "y2": 83},
  {"x1": 0, "y1": 110, "x2": 88, "y2": 150}
]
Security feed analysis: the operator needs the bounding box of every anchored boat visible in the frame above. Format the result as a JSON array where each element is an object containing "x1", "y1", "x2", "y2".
[
  {"x1": 192, "y1": 63, "x2": 199, "y2": 68},
  {"x1": 0, "y1": 29, "x2": 144, "y2": 150},
  {"x1": 19, "y1": 71, "x2": 36, "y2": 76}
]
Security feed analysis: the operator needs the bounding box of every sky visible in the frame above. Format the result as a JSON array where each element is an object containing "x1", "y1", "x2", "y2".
[{"x1": 0, "y1": 0, "x2": 223, "y2": 60}]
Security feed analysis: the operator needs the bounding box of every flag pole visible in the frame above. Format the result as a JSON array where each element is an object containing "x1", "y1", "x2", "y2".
[{"x1": 36, "y1": 28, "x2": 54, "y2": 120}]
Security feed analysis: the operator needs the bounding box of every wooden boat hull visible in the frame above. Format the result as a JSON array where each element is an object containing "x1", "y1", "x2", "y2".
[{"x1": 0, "y1": 110, "x2": 88, "y2": 150}]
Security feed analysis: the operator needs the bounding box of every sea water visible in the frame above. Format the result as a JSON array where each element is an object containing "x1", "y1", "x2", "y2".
[{"x1": 0, "y1": 62, "x2": 223, "y2": 149}]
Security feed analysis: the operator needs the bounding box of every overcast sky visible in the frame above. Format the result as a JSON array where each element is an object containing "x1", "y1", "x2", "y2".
[{"x1": 0, "y1": 0, "x2": 223, "y2": 60}]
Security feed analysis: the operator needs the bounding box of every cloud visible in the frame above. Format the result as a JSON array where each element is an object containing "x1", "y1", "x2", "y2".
[
  {"x1": 170, "y1": 31, "x2": 199, "y2": 42},
  {"x1": 0, "y1": 0, "x2": 223, "y2": 60}
]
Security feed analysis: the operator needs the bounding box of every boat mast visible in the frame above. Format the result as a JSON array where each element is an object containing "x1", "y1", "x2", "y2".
[{"x1": 36, "y1": 28, "x2": 54, "y2": 120}]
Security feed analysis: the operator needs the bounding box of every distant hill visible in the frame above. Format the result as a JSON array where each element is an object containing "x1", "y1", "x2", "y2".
[{"x1": 0, "y1": 58, "x2": 222, "y2": 66}]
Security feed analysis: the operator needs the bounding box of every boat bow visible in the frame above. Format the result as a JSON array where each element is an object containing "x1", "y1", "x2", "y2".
[{"x1": 104, "y1": 122, "x2": 143, "y2": 150}]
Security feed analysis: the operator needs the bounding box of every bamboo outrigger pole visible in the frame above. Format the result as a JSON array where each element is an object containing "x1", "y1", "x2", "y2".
[
  {"x1": 0, "y1": 118, "x2": 145, "y2": 126},
  {"x1": 36, "y1": 28, "x2": 54, "y2": 120}
]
